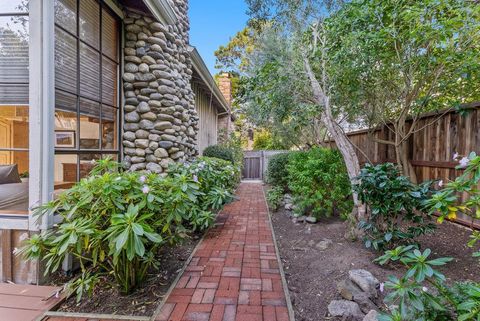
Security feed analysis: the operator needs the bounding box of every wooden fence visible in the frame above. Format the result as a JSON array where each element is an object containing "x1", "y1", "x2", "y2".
[
  {"x1": 243, "y1": 150, "x2": 288, "y2": 180},
  {"x1": 331, "y1": 103, "x2": 480, "y2": 227}
]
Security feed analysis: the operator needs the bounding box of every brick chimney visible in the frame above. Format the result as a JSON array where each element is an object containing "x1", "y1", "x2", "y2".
[
  {"x1": 216, "y1": 72, "x2": 234, "y2": 142},
  {"x1": 217, "y1": 72, "x2": 232, "y2": 106}
]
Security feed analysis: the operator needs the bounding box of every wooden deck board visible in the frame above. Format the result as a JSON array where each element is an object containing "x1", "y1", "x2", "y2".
[{"x1": 0, "y1": 283, "x2": 64, "y2": 321}]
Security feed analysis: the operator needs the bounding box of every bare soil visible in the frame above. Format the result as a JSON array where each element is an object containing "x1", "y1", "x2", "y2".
[
  {"x1": 48, "y1": 235, "x2": 201, "y2": 316},
  {"x1": 270, "y1": 205, "x2": 479, "y2": 321}
]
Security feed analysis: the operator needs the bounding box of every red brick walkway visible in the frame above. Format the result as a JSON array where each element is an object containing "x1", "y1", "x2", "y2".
[{"x1": 154, "y1": 182, "x2": 291, "y2": 321}]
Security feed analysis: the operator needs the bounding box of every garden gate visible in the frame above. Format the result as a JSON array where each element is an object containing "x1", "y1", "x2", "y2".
[
  {"x1": 242, "y1": 150, "x2": 288, "y2": 180},
  {"x1": 243, "y1": 151, "x2": 262, "y2": 180}
]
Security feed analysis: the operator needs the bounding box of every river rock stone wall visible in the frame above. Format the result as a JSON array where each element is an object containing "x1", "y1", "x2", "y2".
[{"x1": 122, "y1": 1, "x2": 199, "y2": 173}]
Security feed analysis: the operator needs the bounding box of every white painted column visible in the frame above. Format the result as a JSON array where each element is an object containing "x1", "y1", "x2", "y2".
[{"x1": 28, "y1": 0, "x2": 55, "y2": 232}]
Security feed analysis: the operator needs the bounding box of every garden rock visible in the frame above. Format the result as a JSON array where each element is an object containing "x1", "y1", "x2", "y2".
[
  {"x1": 363, "y1": 310, "x2": 379, "y2": 321},
  {"x1": 285, "y1": 203, "x2": 293, "y2": 210},
  {"x1": 315, "y1": 238, "x2": 332, "y2": 250},
  {"x1": 305, "y1": 216, "x2": 317, "y2": 224},
  {"x1": 349, "y1": 270, "x2": 380, "y2": 298},
  {"x1": 328, "y1": 300, "x2": 364, "y2": 320},
  {"x1": 337, "y1": 279, "x2": 378, "y2": 313},
  {"x1": 292, "y1": 216, "x2": 306, "y2": 224}
]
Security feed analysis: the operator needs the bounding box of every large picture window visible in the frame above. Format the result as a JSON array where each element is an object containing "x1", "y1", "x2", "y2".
[
  {"x1": 0, "y1": 1, "x2": 30, "y2": 214},
  {"x1": 54, "y1": 0, "x2": 120, "y2": 188}
]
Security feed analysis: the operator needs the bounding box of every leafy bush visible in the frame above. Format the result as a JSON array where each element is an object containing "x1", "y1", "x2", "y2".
[
  {"x1": 353, "y1": 163, "x2": 435, "y2": 251},
  {"x1": 203, "y1": 145, "x2": 235, "y2": 164},
  {"x1": 266, "y1": 186, "x2": 284, "y2": 211},
  {"x1": 425, "y1": 152, "x2": 480, "y2": 260},
  {"x1": 19, "y1": 157, "x2": 238, "y2": 298},
  {"x1": 376, "y1": 246, "x2": 480, "y2": 321},
  {"x1": 266, "y1": 153, "x2": 290, "y2": 190},
  {"x1": 287, "y1": 148, "x2": 352, "y2": 217}
]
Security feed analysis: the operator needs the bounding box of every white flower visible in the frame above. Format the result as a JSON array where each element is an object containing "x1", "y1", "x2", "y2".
[
  {"x1": 142, "y1": 185, "x2": 150, "y2": 194},
  {"x1": 139, "y1": 175, "x2": 146, "y2": 183},
  {"x1": 379, "y1": 283, "x2": 385, "y2": 293},
  {"x1": 438, "y1": 180, "x2": 443, "y2": 187},
  {"x1": 459, "y1": 156, "x2": 470, "y2": 168},
  {"x1": 193, "y1": 175, "x2": 198, "y2": 182},
  {"x1": 453, "y1": 152, "x2": 459, "y2": 160},
  {"x1": 422, "y1": 286, "x2": 428, "y2": 292}
]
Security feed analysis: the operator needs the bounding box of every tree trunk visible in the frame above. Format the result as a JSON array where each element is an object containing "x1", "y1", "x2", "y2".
[
  {"x1": 394, "y1": 117, "x2": 418, "y2": 183},
  {"x1": 302, "y1": 56, "x2": 366, "y2": 232},
  {"x1": 321, "y1": 101, "x2": 366, "y2": 223}
]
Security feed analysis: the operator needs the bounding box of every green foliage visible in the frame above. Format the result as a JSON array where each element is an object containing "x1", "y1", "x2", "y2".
[
  {"x1": 203, "y1": 145, "x2": 235, "y2": 164},
  {"x1": 266, "y1": 186, "x2": 284, "y2": 211},
  {"x1": 265, "y1": 152, "x2": 290, "y2": 191},
  {"x1": 327, "y1": 0, "x2": 480, "y2": 175},
  {"x1": 287, "y1": 148, "x2": 352, "y2": 217},
  {"x1": 376, "y1": 246, "x2": 480, "y2": 321},
  {"x1": 19, "y1": 158, "x2": 238, "y2": 298},
  {"x1": 354, "y1": 163, "x2": 436, "y2": 251},
  {"x1": 252, "y1": 129, "x2": 289, "y2": 150},
  {"x1": 425, "y1": 152, "x2": 480, "y2": 261}
]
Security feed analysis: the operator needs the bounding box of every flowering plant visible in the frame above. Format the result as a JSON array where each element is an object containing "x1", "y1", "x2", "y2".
[
  {"x1": 425, "y1": 151, "x2": 480, "y2": 260},
  {"x1": 18, "y1": 157, "x2": 239, "y2": 299}
]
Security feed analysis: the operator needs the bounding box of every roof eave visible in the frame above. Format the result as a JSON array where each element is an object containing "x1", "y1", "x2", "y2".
[
  {"x1": 142, "y1": 0, "x2": 177, "y2": 25},
  {"x1": 188, "y1": 46, "x2": 230, "y2": 114}
]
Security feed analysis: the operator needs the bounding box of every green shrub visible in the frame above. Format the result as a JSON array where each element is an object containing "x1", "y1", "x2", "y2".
[
  {"x1": 353, "y1": 163, "x2": 435, "y2": 251},
  {"x1": 203, "y1": 145, "x2": 235, "y2": 164},
  {"x1": 266, "y1": 186, "x2": 284, "y2": 211},
  {"x1": 19, "y1": 157, "x2": 238, "y2": 299},
  {"x1": 376, "y1": 246, "x2": 480, "y2": 320},
  {"x1": 287, "y1": 147, "x2": 352, "y2": 218},
  {"x1": 425, "y1": 152, "x2": 480, "y2": 261},
  {"x1": 266, "y1": 153, "x2": 290, "y2": 190}
]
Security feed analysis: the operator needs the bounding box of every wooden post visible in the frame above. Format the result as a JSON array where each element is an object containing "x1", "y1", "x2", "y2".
[{"x1": 1, "y1": 229, "x2": 13, "y2": 282}]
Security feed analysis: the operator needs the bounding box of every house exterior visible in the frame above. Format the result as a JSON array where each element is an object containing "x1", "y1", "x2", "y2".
[{"x1": 0, "y1": 0, "x2": 231, "y2": 284}]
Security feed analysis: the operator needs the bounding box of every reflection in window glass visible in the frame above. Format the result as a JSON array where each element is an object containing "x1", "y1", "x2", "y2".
[
  {"x1": 55, "y1": 27, "x2": 77, "y2": 92},
  {"x1": 79, "y1": 98, "x2": 100, "y2": 150},
  {"x1": 79, "y1": 0, "x2": 99, "y2": 47},
  {"x1": 0, "y1": 1, "x2": 29, "y2": 13},
  {"x1": 0, "y1": 16, "x2": 29, "y2": 82},
  {"x1": 54, "y1": 0, "x2": 76, "y2": 34}
]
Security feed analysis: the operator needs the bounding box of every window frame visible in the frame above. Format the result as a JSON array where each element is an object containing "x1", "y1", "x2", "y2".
[
  {"x1": 0, "y1": 4, "x2": 30, "y2": 217},
  {"x1": 54, "y1": 0, "x2": 122, "y2": 182}
]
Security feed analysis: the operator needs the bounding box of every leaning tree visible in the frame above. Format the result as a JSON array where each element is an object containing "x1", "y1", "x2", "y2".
[
  {"x1": 328, "y1": 0, "x2": 480, "y2": 181},
  {"x1": 243, "y1": 0, "x2": 367, "y2": 226}
]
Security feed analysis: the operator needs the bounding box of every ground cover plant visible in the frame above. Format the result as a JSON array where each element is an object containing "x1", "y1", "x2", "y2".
[
  {"x1": 354, "y1": 163, "x2": 436, "y2": 250},
  {"x1": 287, "y1": 147, "x2": 352, "y2": 218},
  {"x1": 19, "y1": 157, "x2": 239, "y2": 299}
]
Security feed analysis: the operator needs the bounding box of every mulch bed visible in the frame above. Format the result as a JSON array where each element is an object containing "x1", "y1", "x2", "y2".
[
  {"x1": 270, "y1": 199, "x2": 478, "y2": 321},
  {"x1": 47, "y1": 234, "x2": 202, "y2": 317}
]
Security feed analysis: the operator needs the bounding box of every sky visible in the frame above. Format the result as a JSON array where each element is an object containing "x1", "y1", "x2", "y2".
[{"x1": 189, "y1": 0, "x2": 249, "y2": 75}]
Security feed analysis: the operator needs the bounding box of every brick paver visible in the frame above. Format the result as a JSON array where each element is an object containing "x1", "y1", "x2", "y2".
[{"x1": 154, "y1": 182, "x2": 291, "y2": 321}]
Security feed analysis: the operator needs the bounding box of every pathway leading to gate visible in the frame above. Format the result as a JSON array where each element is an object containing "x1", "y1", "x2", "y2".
[{"x1": 154, "y1": 182, "x2": 292, "y2": 321}]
